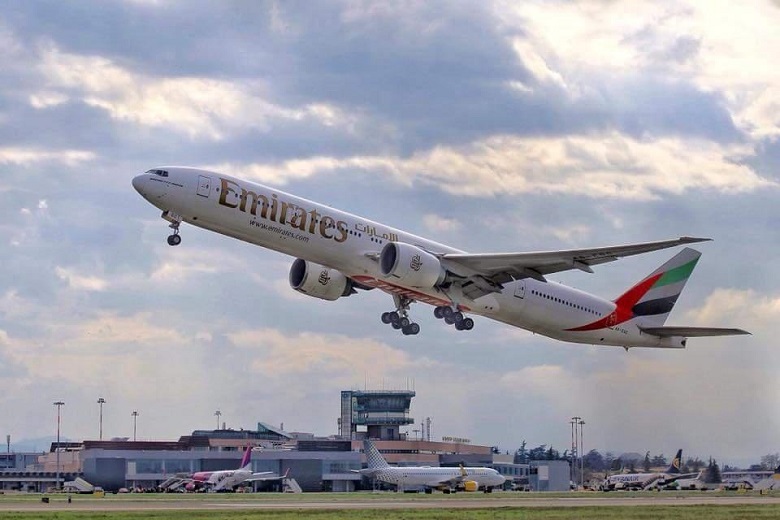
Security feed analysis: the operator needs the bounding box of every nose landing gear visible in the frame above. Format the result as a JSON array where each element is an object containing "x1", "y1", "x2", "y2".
[
  {"x1": 162, "y1": 211, "x2": 183, "y2": 246},
  {"x1": 167, "y1": 231, "x2": 181, "y2": 246}
]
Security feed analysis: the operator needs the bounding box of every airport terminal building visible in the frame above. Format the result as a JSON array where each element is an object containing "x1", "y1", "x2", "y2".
[{"x1": 1, "y1": 390, "x2": 569, "y2": 493}]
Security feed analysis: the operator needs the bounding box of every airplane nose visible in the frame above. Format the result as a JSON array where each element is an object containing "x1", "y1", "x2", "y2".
[{"x1": 132, "y1": 174, "x2": 145, "y2": 195}]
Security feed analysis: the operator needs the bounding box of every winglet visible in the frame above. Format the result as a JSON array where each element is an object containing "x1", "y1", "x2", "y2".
[{"x1": 679, "y1": 237, "x2": 712, "y2": 244}]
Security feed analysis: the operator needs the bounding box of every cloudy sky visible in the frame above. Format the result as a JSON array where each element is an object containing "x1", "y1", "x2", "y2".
[{"x1": 1, "y1": 0, "x2": 778, "y2": 466}]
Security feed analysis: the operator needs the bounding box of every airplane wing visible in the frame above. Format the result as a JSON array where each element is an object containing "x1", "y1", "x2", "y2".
[
  {"x1": 425, "y1": 465, "x2": 471, "y2": 488},
  {"x1": 352, "y1": 468, "x2": 382, "y2": 477},
  {"x1": 440, "y1": 236, "x2": 711, "y2": 300},
  {"x1": 243, "y1": 471, "x2": 277, "y2": 482},
  {"x1": 425, "y1": 476, "x2": 463, "y2": 488},
  {"x1": 640, "y1": 326, "x2": 751, "y2": 337},
  {"x1": 443, "y1": 236, "x2": 710, "y2": 282}
]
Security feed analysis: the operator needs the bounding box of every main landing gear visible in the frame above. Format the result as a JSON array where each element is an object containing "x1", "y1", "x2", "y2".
[
  {"x1": 163, "y1": 211, "x2": 182, "y2": 246},
  {"x1": 433, "y1": 306, "x2": 474, "y2": 331},
  {"x1": 381, "y1": 296, "x2": 420, "y2": 335}
]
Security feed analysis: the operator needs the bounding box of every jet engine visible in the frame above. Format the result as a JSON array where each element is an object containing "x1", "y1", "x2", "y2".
[
  {"x1": 289, "y1": 258, "x2": 353, "y2": 301},
  {"x1": 379, "y1": 242, "x2": 445, "y2": 288},
  {"x1": 462, "y1": 480, "x2": 479, "y2": 492}
]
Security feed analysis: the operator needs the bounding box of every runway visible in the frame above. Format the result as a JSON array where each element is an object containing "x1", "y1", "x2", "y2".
[{"x1": 2, "y1": 493, "x2": 780, "y2": 512}]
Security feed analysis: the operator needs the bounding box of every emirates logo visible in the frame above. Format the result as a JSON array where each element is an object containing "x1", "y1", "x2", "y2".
[
  {"x1": 318, "y1": 270, "x2": 331, "y2": 285},
  {"x1": 410, "y1": 254, "x2": 422, "y2": 272}
]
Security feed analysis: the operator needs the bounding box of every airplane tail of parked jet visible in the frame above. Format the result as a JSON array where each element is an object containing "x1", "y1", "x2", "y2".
[
  {"x1": 239, "y1": 445, "x2": 253, "y2": 471},
  {"x1": 666, "y1": 449, "x2": 683, "y2": 474},
  {"x1": 363, "y1": 440, "x2": 390, "y2": 470}
]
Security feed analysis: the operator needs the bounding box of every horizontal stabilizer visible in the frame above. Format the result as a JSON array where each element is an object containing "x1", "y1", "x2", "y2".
[{"x1": 640, "y1": 326, "x2": 751, "y2": 338}]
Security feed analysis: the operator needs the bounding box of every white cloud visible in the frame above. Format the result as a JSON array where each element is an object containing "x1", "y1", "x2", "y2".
[
  {"x1": 29, "y1": 91, "x2": 68, "y2": 109},
  {"x1": 148, "y1": 247, "x2": 254, "y2": 285},
  {"x1": 55, "y1": 266, "x2": 108, "y2": 292},
  {"x1": 227, "y1": 328, "x2": 428, "y2": 382},
  {"x1": 0, "y1": 147, "x2": 95, "y2": 166},
  {"x1": 685, "y1": 288, "x2": 780, "y2": 332},
  {"x1": 497, "y1": 0, "x2": 780, "y2": 139},
  {"x1": 214, "y1": 132, "x2": 774, "y2": 199},
  {"x1": 422, "y1": 214, "x2": 461, "y2": 233},
  {"x1": 36, "y1": 45, "x2": 356, "y2": 140}
]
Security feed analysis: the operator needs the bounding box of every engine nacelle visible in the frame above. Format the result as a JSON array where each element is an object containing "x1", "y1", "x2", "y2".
[
  {"x1": 379, "y1": 242, "x2": 445, "y2": 288},
  {"x1": 289, "y1": 258, "x2": 353, "y2": 301},
  {"x1": 463, "y1": 480, "x2": 479, "y2": 492}
]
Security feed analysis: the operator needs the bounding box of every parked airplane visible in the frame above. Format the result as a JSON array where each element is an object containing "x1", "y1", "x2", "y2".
[
  {"x1": 602, "y1": 449, "x2": 688, "y2": 491},
  {"x1": 183, "y1": 446, "x2": 285, "y2": 492},
  {"x1": 132, "y1": 167, "x2": 749, "y2": 348},
  {"x1": 356, "y1": 439, "x2": 505, "y2": 493}
]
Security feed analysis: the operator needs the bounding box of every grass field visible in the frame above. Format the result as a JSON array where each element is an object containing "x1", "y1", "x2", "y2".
[{"x1": 2, "y1": 491, "x2": 780, "y2": 519}]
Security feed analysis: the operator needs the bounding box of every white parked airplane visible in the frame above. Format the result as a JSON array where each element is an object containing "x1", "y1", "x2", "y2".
[
  {"x1": 184, "y1": 445, "x2": 285, "y2": 492},
  {"x1": 356, "y1": 439, "x2": 505, "y2": 493},
  {"x1": 132, "y1": 167, "x2": 749, "y2": 348}
]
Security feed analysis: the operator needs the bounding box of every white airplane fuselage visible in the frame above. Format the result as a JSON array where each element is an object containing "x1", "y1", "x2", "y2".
[
  {"x1": 192, "y1": 468, "x2": 251, "y2": 490},
  {"x1": 374, "y1": 466, "x2": 505, "y2": 490},
  {"x1": 132, "y1": 167, "x2": 686, "y2": 348}
]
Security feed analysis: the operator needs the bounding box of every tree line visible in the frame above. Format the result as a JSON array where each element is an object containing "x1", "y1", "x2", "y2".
[{"x1": 507, "y1": 442, "x2": 780, "y2": 484}]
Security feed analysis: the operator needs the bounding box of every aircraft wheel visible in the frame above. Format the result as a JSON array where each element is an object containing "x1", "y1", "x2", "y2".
[
  {"x1": 381, "y1": 312, "x2": 392, "y2": 324},
  {"x1": 391, "y1": 321, "x2": 402, "y2": 330},
  {"x1": 455, "y1": 321, "x2": 464, "y2": 331},
  {"x1": 442, "y1": 306, "x2": 454, "y2": 319},
  {"x1": 462, "y1": 318, "x2": 474, "y2": 330},
  {"x1": 390, "y1": 312, "x2": 400, "y2": 325},
  {"x1": 433, "y1": 307, "x2": 444, "y2": 319},
  {"x1": 401, "y1": 326, "x2": 410, "y2": 335},
  {"x1": 444, "y1": 315, "x2": 455, "y2": 325},
  {"x1": 400, "y1": 317, "x2": 411, "y2": 328},
  {"x1": 167, "y1": 234, "x2": 182, "y2": 246},
  {"x1": 409, "y1": 323, "x2": 420, "y2": 335},
  {"x1": 453, "y1": 311, "x2": 464, "y2": 323}
]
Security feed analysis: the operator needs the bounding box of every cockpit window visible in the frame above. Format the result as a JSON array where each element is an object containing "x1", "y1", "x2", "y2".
[{"x1": 145, "y1": 169, "x2": 169, "y2": 177}]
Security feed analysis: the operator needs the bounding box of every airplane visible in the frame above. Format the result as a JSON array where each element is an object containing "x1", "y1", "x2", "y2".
[
  {"x1": 356, "y1": 439, "x2": 505, "y2": 493},
  {"x1": 180, "y1": 445, "x2": 286, "y2": 492},
  {"x1": 132, "y1": 167, "x2": 750, "y2": 348},
  {"x1": 602, "y1": 449, "x2": 690, "y2": 491}
]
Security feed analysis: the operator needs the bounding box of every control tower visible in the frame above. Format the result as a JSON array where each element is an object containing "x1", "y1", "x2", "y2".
[{"x1": 339, "y1": 390, "x2": 415, "y2": 440}]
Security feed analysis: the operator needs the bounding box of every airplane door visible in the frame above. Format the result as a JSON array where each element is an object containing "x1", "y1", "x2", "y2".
[
  {"x1": 514, "y1": 280, "x2": 525, "y2": 299},
  {"x1": 197, "y1": 175, "x2": 211, "y2": 198}
]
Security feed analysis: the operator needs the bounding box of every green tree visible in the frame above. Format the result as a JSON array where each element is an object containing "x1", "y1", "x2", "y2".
[
  {"x1": 686, "y1": 457, "x2": 705, "y2": 473},
  {"x1": 705, "y1": 458, "x2": 722, "y2": 484},
  {"x1": 760, "y1": 453, "x2": 780, "y2": 471},
  {"x1": 604, "y1": 452, "x2": 618, "y2": 474},
  {"x1": 514, "y1": 440, "x2": 528, "y2": 464},
  {"x1": 584, "y1": 449, "x2": 605, "y2": 472},
  {"x1": 643, "y1": 452, "x2": 651, "y2": 472},
  {"x1": 651, "y1": 454, "x2": 667, "y2": 467}
]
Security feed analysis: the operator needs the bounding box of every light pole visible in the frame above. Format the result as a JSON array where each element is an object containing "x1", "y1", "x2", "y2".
[
  {"x1": 53, "y1": 401, "x2": 64, "y2": 491},
  {"x1": 131, "y1": 410, "x2": 139, "y2": 442},
  {"x1": 214, "y1": 410, "x2": 222, "y2": 430},
  {"x1": 570, "y1": 416, "x2": 580, "y2": 488},
  {"x1": 97, "y1": 398, "x2": 106, "y2": 441},
  {"x1": 578, "y1": 418, "x2": 585, "y2": 489}
]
